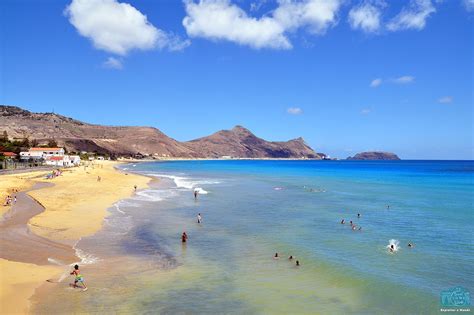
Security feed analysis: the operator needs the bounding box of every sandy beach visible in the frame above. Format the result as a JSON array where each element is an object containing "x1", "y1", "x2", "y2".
[{"x1": 0, "y1": 161, "x2": 150, "y2": 314}]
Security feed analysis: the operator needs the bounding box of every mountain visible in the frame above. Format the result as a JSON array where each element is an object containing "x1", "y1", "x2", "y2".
[
  {"x1": 0, "y1": 105, "x2": 320, "y2": 159},
  {"x1": 347, "y1": 151, "x2": 400, "y2": 160},
  {"x1": 184, "y1": 126, "x2": 320, "y2": 159}
]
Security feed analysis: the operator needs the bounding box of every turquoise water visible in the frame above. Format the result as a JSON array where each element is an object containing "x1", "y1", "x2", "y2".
[{"x1": 34, "y1": 160, "x2": 473, "y2": 314}]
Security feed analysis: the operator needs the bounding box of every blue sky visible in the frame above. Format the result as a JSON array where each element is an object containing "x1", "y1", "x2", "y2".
[{"x1": 1, "y1": 0, "x2": 472, "y2": 159}]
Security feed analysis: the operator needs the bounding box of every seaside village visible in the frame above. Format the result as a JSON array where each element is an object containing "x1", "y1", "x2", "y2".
[{"x1": 0, "y1": 147, "x2": 92, "y2": 169}]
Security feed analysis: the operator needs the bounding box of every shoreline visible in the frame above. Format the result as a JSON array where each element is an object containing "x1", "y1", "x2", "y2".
[{"x1": 0, "y1": 160, "x2": 151, "y2": 314}]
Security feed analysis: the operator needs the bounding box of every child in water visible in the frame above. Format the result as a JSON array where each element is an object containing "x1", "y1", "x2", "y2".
[
  {"x1": 182, "y1": 232, "x2": 188, "y2": 243},
  {"x1": 70, "y1": 264, "x2": 87, "y2": 291}
]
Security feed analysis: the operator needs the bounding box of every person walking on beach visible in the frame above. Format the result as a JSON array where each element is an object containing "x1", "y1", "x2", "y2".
[
  {"x1": 70, "y1": 264, "x2": 87, "y2": 291},
  {"x1": 197, "y1": 213, "x2": 202, "y2": 224},
  {"x1": 134, "y1": 185, "x2": 137, "y2": 192},
  {"x1": 182, "y1": 232, "x2": 188, "y2": 243}
]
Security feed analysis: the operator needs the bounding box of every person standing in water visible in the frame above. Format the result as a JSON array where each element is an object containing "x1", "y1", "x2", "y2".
[
  {"x1": 70, "y1": 264, "x2": 87, "y2": 291},
  {"x1": 194, "y1": 190, "x2": 198, "y2": 200},
  {"x1": 182, "y1": 232, "x2": 188, "y2": 243},
  {"x1": 197, "y1": 213, "x2": 202, "y2": 224},
  {"x1": 296, "y1": 260, "x2": 300, "y2": 266},
  {"x1": 273, "y1": 253, "x2": 279, "y2": 259},
  {"x1": 134, "y1": 185, "x2": 137, "y2": 192}
]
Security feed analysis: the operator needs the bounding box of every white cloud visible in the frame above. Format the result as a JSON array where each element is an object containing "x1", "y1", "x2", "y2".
[
  {"x1": 182, "y1": 0, "x2": 342, "y2": 50},
  {"x1": 392, "y1": 75, "x2": 415, "y2": 84},
  {"x1": 65, "y1": 0, "x2": 189, "y2": 55},
  {"x1": 438, "y1": 96, "x2": 453, "y2": 104},
  {"x1": 464, "y1": 0, "x2": 474, "y2": 12},
  {"x1": 102, "y1": 56, "x2": 123, "y2": 69},
  {"x1": 287, "y1": 107, "x2": 303, "y2": 115},
  {"x1": 348, "y1": 1, "x2": 383, "y2": 33},
  {"x1": 387, "y1": 0, "x2": 435, "y2": 31},
  {"x1": 360, "y1": 108, "x2": 371, "y2": 114},
  {"x1": 370, "y1": 78, "x2": 382, "y2": 87}
]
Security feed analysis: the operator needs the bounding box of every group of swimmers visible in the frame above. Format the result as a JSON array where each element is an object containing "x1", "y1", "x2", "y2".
[
  {"x1": 340, "y1": 210, "x2": 415, "y2": 253},
  {"x1": 340, "y1": 213, "x2": 362, "y2": 231},
  {"x1": 3, "y1": 193, "x2": 16, "y2": 206},
  {"x1": 274, "y1": 253, "x2": 300, "y2": 266},
  {"x1": 181, "y1": 213, "x2": 202, "y2": 243}
]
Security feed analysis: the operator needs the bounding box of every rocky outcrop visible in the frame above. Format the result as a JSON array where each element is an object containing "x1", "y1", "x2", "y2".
[{"x1": 347, "y1": 151, "x2": 400, "y2": 160}]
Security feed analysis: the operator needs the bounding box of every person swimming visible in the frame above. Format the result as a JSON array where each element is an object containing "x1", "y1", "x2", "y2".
[
  {"x1": 352, "y1": 225, "x2": 356, "y2": 230},
  {"x1": 296, "y1": 260, "x2": 300, "y2": 266},
  {"x1": 408, "y1": 243, "x2": 414, "y2": 248},
  {"x1": 288, "y1": 255, "x2": 294, "y2": 260},
  {"x1": 181, "y1": 232, "x2": 188, "y2": 243},
  {"x1": 390, "y1": 244, "x2": 395, "y2": 252},
  {"x1": 341, "y1": 219, "x2": 345, "y2": 224},
  {"x1": 358, "y1": 226, "x2": 362, "y2": 231},
  {"x1": 357, "y1": 213, "x2": 361, "y2": 218},
  {"x1": 350, "y1": 220, "x2": 353, "y2": 226},
  {"x1": 273, "y1": 253, "x2": 279, "y2": 259},
  {"x1": 70, "y1": 264, "x2": 87, "y2": 291}
]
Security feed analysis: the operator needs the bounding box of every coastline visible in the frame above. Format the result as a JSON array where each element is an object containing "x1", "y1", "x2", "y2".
[{"x1": 0, "y1": 160, "x2": 151, "y2": 314}]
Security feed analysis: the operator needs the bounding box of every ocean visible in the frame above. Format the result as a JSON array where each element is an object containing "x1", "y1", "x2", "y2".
[{"x1": 33, "y1": 160, "x2": 474, "y2": 314}]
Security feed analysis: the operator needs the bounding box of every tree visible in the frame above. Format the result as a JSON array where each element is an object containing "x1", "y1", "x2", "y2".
[
  {"x1": 1, "y1": 131, "x2": 8, "y2": 142},
  {"x1": 31, "y1": 139, "x2": 38, "y2": 147},
  {"x1": 47, "y1": 139, "x2": 58, "y2": 147}
]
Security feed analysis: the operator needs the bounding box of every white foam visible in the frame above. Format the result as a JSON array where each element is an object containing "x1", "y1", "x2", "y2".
[
  {"x1": 145, "y1": 173, "x2": 220, "y2": 192},
  {"x1": 72, "y1": 240, "x2": 100, "y2": 265},
  {"x1": 387, "y1": 239, "x2": 400, "y2": 253},
  {"x1": 194, "y1": 187, "x2": 208, "y2": 194},
  {"x1": 133, "y1": 189, "x2": 178, "y2": 202},
  {"x1": 47, "y1": 258, "x2": 64, "y2": 265}
]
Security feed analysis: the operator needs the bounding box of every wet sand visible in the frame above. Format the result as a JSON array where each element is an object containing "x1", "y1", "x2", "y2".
[{"x1": 0, "y1": 182, "x2": 77, "y2": 265}]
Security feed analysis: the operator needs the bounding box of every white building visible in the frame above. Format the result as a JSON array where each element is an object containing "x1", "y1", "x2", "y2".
[
  {"x1": 20, "y1": 147, "x2": 65, "y2": 160},
  {"x1": 69, "y1": 155, "x2": 81, "y2": 166}
]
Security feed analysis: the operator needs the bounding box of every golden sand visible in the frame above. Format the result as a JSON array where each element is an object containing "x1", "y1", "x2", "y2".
[
  {"x1": 29, "y1": 161, "x2": 151, "y2": 241},
  {"x1": 0, "y1": 170, "x2": 50, "y2": 218},
  {"x1": 0, "y1": 161, "x2": 151, "y2": 314},
  {"x1": 0, "y1": 258, "x2": 61, "y2": 314}
]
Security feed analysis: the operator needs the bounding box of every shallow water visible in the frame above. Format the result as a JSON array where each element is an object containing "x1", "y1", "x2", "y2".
[{"x1": 33, "y1": 160, "x2": 473, "y2": 314}]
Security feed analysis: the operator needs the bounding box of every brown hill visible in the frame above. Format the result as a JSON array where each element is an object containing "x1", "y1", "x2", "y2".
[
  {"x1": 185, "y1": 126, "x2": 319, "y2": 158},
  {"x1": 0, "y1": 106, "x2": 320, "y2": 159}
]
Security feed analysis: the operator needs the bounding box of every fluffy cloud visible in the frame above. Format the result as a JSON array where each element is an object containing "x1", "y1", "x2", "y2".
[
  {"x1": 360, "y1": 108, "x2": 371, "y2": 114},
  {"x1": 183, "y1": 0, "x2": 290, "y2": 49},
  {"x1": 387, "y1": 0, "x2": 435, "y2": 31},
  {"x1": 182, "y1": 0, "x2": 342, "y2": 49},
  {"x1": 287, "y1": 107, "x2": 303, "y2": 115},
  {"x1": 102, "y1": 56, "x2": 123, "y2": 69},
  {"x1": 370, "y1": 78, "x2": 382, "y2": 87},
  {"x1": 65, "y1": 0, "x2": 189, "y2": 55},
  {"x1": 348, "y1": 1, "x2": 383, "y2": 33},
  {"x1": 464, "y1": 0, "x2": 474, "y2": 12},
  {"x1": 392, "y1": 75, "x2": 415, "y2": 84},
  {"x1": 438, "y1": 96, "x2": 453, "y2": 104}
]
